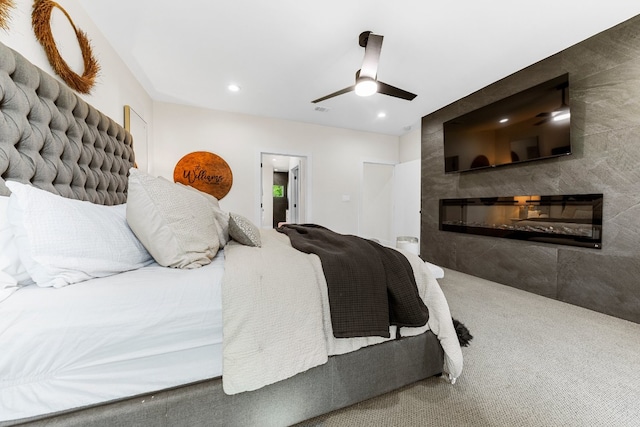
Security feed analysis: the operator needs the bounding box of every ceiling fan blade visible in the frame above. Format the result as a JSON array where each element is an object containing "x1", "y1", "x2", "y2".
[
  {"x1": 311, "y1": 85, "x2": 355, "y2": 103},
  {"x1": 377, "y1": 81, "x2": 417, "y2": 101},
  {"x1": 360, "y1": 33, "x2": 383, "y2": 79}
]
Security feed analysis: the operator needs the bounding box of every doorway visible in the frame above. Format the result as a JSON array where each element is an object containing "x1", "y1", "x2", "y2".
[
  {"x1": 272, "y1": 171, "x2": 288, "y2": 228},
  {"x1": 260, "y1": 153, "x2": 308, "y2": 228}
]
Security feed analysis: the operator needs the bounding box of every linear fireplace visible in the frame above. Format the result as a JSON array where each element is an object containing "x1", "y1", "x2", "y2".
[{"x1": 439, "y1": 194, "x2": 603, "y2": 249}]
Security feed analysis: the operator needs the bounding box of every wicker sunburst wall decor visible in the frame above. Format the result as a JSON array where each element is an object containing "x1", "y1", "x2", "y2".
[
  {"x1": 0, "y1": 0, "x2": 15, "y2": 30},
  {"x1": 32, "y1": 0, "x2": 100, "y2": 94}
]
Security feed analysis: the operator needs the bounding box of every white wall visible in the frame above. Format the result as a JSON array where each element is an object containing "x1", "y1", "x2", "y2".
[
  {"x1": 152, "y1": 102, "x2": 399, "y2": 234},
  {"x1": 1, "y1": 0, "x2": 411, "y2": 238},
  {"x1": 399, "y1": 127, "x2": 421, "y2": 163},
  {"x1": 261, "y1": 159, "x2": 274, "y2": 228},
  {"x1": 0, "y1": 0, "x2": 153, "y2": 162}
]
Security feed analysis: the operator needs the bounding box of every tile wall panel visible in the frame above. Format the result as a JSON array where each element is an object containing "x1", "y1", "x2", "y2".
[{"x1": 421, "y1": 14, "x2": 640, "y2": 323}]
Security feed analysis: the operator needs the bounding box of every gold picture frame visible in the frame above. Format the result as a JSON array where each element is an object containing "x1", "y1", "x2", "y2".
[{"x1": 124, "y1": 105, "x2": 148, "y2": 172}]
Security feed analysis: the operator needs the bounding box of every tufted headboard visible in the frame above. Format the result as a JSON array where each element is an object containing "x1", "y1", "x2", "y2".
[{"x1": 0, "y1": 41, "x2": 134, "y2": 205}]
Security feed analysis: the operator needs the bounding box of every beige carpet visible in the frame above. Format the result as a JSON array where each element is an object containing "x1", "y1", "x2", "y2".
[{"x1": 296, "y1": 269, "x2": 640, "y2": 426}]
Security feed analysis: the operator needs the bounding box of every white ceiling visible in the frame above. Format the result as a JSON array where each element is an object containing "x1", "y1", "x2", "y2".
[{"x1": 80, "y1": 1, "x2": 640, "y2": 136}]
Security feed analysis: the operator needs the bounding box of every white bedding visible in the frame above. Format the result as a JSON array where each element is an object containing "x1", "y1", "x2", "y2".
[
  {"x1": 0, "y1": 252, "x2": 225, "y2": 422},
  {"x1": 222, "y1": 230, "x2": 463, "y2": 395},
  {"x1": 1, "y1": 229, "x2": 459, "y2": 422}
]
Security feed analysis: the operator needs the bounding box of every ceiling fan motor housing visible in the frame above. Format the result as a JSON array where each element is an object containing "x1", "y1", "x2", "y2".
[{"x1": 359, "y1": 31, "x2": 373, "y2": 47}]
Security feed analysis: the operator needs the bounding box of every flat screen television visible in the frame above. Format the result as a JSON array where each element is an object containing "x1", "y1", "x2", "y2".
[{"x1": 443, "y1": 74, "x2": 571, "y2": 173}]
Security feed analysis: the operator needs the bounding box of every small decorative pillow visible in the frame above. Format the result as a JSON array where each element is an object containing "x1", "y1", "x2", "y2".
[
  {"x1": 126, "y1": 168, "x2": 226, "y2": 268},
  {"x1": 5, "y1": 181, "x2": 153, "y2": 288},
  {"x1": 229, "y1": 213, "x2": 261, "y2": 247}
]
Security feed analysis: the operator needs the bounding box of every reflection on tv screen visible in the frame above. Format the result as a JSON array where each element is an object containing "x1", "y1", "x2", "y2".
[{"x1": 443, "y1": 74, "x2": 571, "y2": 173}]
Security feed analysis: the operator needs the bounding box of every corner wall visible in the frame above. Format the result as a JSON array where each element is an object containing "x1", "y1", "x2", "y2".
[{"x1": 421, "y1": 15, "x2": 640, "y2": 323}]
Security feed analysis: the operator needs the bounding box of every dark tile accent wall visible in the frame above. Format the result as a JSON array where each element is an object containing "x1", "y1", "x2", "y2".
[{"x1": 421, "y1": 15, "x2": 640, "y2": 323}]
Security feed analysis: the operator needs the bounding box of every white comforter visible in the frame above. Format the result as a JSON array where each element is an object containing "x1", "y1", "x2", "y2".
[
  {"x1": 221, "y1": 230, "x2": 463, "y2": 394},
  {"x1": 0, "y1": 255, "x2": 225, "y2": 422}
]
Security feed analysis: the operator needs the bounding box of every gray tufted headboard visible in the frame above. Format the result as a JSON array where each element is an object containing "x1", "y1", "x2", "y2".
[{"x1": 0, "y1": 41, "x2": 134, "y2": 205}]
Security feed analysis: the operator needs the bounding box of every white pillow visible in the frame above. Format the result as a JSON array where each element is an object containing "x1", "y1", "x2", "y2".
[
  {"x1": 0, "y1": 271, "x2": 18, "y2": 303},
  {"x1": 5, "y1": 181, "x2": 153, "y2": 288},
  {"x1": 177, "y1": 182, "x2": 230, "y2": 247},
  {"x1": 126, "y1": 168, "x2": 226, "y2": 269},
  {"x1": 0, "y1": 195, "x2": 31, "y2": 286},
  {"x1": 0, "y1": 196, "x2": 21, "y2": 303},
  {"x1": 425, "y1": 261, "x2": 445, "y2": 279}
]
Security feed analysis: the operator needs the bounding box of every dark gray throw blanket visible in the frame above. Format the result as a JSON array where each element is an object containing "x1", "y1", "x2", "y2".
[{"x1": 277, "y1": 224, "x2": 429, "y2": 338}]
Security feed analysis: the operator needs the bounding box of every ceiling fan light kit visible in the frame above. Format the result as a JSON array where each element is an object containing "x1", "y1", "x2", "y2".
[
  {"x1": 312, "y1": 30, "x2": 417, "y2": 103},
  {"x1": 355, "y1": 76, "x2": 377, "y2": 97}
]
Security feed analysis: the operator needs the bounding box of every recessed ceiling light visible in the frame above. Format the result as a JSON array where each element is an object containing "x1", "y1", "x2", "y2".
[
  {"x1": 228, "y1": 84, "x2": 241, "y2": 92},
  {"x1": 499, "y1": 118, "x2": 508, "y2": 123},
  {"x1": 377, "y1": 112, "x2": 387, "y2": 118}
]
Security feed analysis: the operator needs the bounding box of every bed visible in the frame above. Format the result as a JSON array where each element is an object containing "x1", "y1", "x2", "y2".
[{"x1": 0, "y1": 40, "x2": 463, "y2": 426}]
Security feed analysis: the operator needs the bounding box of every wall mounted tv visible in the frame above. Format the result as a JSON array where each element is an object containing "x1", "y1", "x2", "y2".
[{"x1": 443, "y1": 74, "x2": 571, "y2": 173}]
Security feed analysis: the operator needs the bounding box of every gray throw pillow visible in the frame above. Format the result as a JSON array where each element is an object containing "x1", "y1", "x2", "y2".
[{"x1": 229, "y1": 213, "x2": 261, "y2": 247}]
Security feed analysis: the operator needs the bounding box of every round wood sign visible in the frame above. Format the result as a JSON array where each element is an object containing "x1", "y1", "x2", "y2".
[{"x1": 173, "y1": 151, "x2": 233, "y2": 199}]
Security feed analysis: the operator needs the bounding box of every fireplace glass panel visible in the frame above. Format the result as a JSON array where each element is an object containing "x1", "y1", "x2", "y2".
[{"x1": 439, "y1": 194, "x2": 603, "y2": 249}]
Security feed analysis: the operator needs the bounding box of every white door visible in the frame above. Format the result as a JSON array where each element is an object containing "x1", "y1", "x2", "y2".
[
  {"x1": 260, "y1": 153, "x2": 307, "y2": 228},
  {"x1": 393, "y1": 159, "x2": 421, "y2": 249},
  {"x1": 360, "y1": 162, "x2": 394, "y2": 246}
]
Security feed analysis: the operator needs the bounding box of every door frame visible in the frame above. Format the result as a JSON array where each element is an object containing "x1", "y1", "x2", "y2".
[
  {"x1": 290, "y1": 165, "x2": 300, "y2": 223},
  {"x1": 258, "y1": 151, "x2": 310, "y2": 228}
]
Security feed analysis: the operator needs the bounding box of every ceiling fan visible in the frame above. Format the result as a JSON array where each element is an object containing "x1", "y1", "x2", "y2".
[{"x1": 311, "y1": 31, "x2": 417, "y2": 104}]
